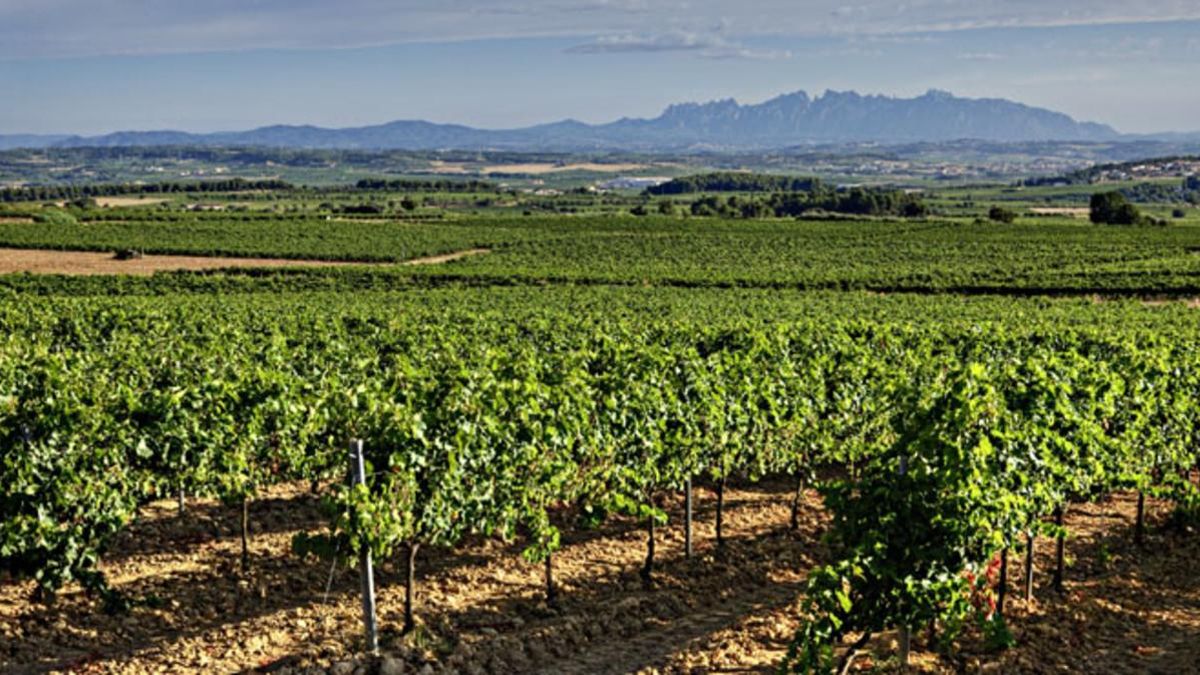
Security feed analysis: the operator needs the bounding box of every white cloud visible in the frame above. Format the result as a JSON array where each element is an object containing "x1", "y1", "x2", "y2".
[
  {"x1": 566, "y1": 31, "x2": 791, "y2": 60},
  {"x1": 957, "y1": 52, "x2": 1005, "y2": 61}
]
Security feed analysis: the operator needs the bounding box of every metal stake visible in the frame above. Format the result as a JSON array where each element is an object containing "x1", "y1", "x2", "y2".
[
  {"x1": 898, "y1": 454, "x2": 910, "y2": 669},
  {"x1": 349, "y1": 439, "x2": 379, "y2": 654}
]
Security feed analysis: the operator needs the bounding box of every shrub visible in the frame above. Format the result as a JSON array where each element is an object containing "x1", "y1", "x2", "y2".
[
  {"x1": 987, "y1": 206, "x2": 1017, "y2": 224},
  {"x1": 339, "y1": 203, "x2": 384, "y2": 215}
]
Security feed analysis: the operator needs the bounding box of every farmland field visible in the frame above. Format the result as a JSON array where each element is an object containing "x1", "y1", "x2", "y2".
[
  {"x1": 1, "y1": 212, "x2": 1199, "y2": 293},
  {"x1": 2, "y1": 179, "x2": 1200, "y2": 675}
]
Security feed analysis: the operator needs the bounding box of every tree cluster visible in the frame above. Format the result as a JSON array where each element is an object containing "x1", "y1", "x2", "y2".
[
  {"x1": 354, "y1": 178, "x2": 498, "y2": 193},
  {"x1": 0, "y1": 179, "x2": 293, "y2": 203},
  {"x1": 646, "y1": 172, "x2": 823, "y2": 195},
  {"x1": 1118, "y1": 181, "x2": 1200, "y2": 205},
  {"x1": 684, "y1": 187, "x2": 928, "y2": 219}
]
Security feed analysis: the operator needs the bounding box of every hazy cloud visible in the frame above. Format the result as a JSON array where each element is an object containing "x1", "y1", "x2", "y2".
[
  {"x1": 957, "y1": 52, "x2": 1005, "y2": 61},
  {"x1": 3, "y1": 1, "x2": 1200, "y2": 59},
  {"x1": 567, "y1": 31, "x2": 791, "y2": 60}
]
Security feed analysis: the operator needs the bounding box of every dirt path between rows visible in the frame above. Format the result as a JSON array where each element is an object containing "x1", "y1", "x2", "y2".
[
  {"x1": 401, "y1": 248, "x2": 489, "y2": 266},
  {"x1": 0, "y1": 481, "x2": 824, "y2": 674},
  {"x1": 0, "y1": 247, "x2": 489, "y2": 276},
  {"x1": 533, "y1": 575, "x2": 807, "y2": 675},
  {"x1": 2, "y1": 480, "x2": 1197, "y2": 674}
]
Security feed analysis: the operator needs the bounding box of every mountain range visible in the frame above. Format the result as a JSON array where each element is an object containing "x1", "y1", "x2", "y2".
[{"x1": 3, "y1": 89, "x2": 1193, "y2": 152}]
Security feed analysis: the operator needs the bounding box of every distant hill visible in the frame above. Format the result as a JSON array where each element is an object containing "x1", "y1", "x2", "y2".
[
  {"x1": 0, "y1": 89, "x2": 1142, "y2": 151},
  {"x1": 0, "y1": 134, "x2": 75, "y2": 151}
]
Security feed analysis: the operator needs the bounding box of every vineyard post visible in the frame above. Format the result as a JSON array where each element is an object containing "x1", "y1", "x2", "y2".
[
  {"x1": 898, "y1": 455, "x2": 910, "y2": 668},
  {"x1": 790, "y1": 471, "x2": 804, "y2": 531},
  {"x1": 178, "y1": 447, "x2": 187, "y2": 515},
  {"x1": 1023, "y1": 532, "x2": 1035, "y2": 601},
  {"x1": 997, "y1": 548, "x2": 1008, "y2": 617},
  {"x1": 404, "y1": 543, "x2": 419, "y2": 634},
  {"x1": 1135, "y1": 491, "x2": 1145, "y2": 546},
  {"x1": 641, "y1": 514, "x2": 656, "y2": 590},
  {"x1": 240, "y1": 495, "x2": 250, "y2": 573},
  {"x1": 715, "y1": 476, "x2": 726, "y2": 548},
  {"x1": 349, "y1": 439, "x2": 379, "y2": 654},
  {"x1": 684, "y1": 476, "x2": 693, "y2": 559},
  {"x1": 545, "y1": 553, "x2": 556, "y2": 605},
  {"x1": 1052, "y1": 505, "x2": 1065, "y2": 593}
]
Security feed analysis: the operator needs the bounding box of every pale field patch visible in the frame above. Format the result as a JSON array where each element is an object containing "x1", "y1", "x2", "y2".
[{"x1": 0, "y1": 248, "x2": 488, "y2": 276}]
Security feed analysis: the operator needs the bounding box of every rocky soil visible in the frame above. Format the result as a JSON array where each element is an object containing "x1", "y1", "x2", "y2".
[{"x1": 2, "y1": 480, "x2": 1197, "y2": 674}]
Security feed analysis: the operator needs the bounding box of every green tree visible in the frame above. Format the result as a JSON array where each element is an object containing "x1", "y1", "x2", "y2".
[{"x1": 1090, "y1": 191, "x2": 1141, "y2": 225}]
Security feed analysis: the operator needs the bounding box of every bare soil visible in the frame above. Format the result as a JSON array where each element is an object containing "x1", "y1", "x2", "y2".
[
  {"x1": 94, "y1": 198, "x2": 171, "y2": 208},
  {"x1": 0, "y1": 248, "x2": 488, "y2": 276},
  {"x1": 402, "y1": 248, "x2": 489, "y2": 266},
  {"x1": 1, "y1": 480, "x2": 1196, "y2": 674},
  {"x1": 1028, "y1": 208, "x2": 1090, "y2": 218}
]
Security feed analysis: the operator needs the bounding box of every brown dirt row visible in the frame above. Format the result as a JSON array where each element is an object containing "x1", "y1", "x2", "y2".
[
  {"x1": 400, "y1": 248, "x2": 489, "y2": 266},
  {"x1": 1, "y1": 483, "x2": 1197, "y2": 674},
  {"x1": 1028, "y1": 208, "x2": 1089, "y2": 217},
  {"x1": 93, "y1": 198, "x2": 171, "y2": 208},
  {"x1": 0, "y1": 247, "x2": 488, "y2": 276}
]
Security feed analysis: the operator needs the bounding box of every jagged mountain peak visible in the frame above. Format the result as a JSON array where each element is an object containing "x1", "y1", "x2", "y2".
[{"x1": 9, "y1": 88, "x2": 1122, "y2": 151}]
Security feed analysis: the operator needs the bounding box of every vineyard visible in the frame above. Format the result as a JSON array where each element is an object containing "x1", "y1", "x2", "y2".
[
  {"x1": 2, "y1": 196, "x2": 1200, "y2": 673},
  {"x1": 1, "y1": 214, "x2": 1200, "y2": 294}
]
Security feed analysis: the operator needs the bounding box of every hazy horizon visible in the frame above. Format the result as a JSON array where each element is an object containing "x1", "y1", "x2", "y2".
[{"x1": 3, "y1": 2, "x2": 1199, "y2": 136}]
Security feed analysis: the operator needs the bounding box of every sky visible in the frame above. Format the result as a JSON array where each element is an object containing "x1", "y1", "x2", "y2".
[{"x1": 2, "y1": 1, "x2": 1199, "y2": 136}]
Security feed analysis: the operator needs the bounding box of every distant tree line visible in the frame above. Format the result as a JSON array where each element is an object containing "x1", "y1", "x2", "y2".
[
  {"x1": 641, "y1": 188, "x2": 927, "y2": 219},
  {"x1": 353, "y1": 178, "x2": 499, "y2": 193},
  {"x1": 1022, "y1": 156, "x2": 1200, "y2": 187},
  {"x1": 0, "y1": 179, "x2": 294, "y2": 203},
  {"x1": 646, "y1": 172, "x2": 823, "y2": 195},
  {"x1": 1117, "y1": 180, "x2": 1200, "y2": 205},
  {"x1": 1019, "y1": 174, "x2": 1200, "y2": 206}
]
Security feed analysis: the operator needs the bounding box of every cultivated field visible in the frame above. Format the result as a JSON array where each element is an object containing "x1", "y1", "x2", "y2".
[{"x1": 2, "y1": 175, "x2": 1199, "y2": 674}]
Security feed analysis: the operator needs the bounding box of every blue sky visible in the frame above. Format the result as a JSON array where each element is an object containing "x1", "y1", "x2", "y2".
[{"x1": 3, "y1": 1, "x2": 1199, "y2": 135}]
